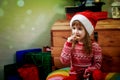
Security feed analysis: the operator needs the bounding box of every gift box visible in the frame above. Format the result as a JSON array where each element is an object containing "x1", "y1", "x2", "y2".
[
  {"x1": 25, "y1": 52, "x2": 52, "y2": 80},
  {"x1": 16, "y1": 48, "x2": 42, "y2": 65},
  {"x1": 17, "y1": 64, "x2": 40, "y2": 80},
  {"x1": 65, "y1": 2, "x2": 106, "y2": 20},
  {"x1": 93, "y1": 11, "x2": 108, "y2": 20},
  {"x1": 66, "y1": 13, "x2": 75, "y2": 20},
  {"x1": 4, "y1": 63, "x2": 22, "y2": 80},
  {"x1": 66, "y1": 11, "x2": 108, "y2": 20},
  {"x1": 25, "y1": 52, "x2": 52, "y2": 65}
]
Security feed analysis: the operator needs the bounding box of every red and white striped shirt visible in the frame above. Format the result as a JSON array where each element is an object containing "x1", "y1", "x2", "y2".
[{"x1": 60, "y1": 41, "x2": 102, "y2": 74}]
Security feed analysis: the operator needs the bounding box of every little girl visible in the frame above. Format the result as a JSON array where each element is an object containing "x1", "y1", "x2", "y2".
[{"x1": 60, "y1": 11, "x2": 103, "y2": 80}]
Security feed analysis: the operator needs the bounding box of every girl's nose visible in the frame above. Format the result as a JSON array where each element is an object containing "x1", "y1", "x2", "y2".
[{"x1": 75, "y1": 29, "x2": 79, "y2": 34}]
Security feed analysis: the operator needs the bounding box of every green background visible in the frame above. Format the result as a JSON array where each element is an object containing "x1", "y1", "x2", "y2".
[{"x1": 0, "y1": 0, "x2": 113, "y2": 79}]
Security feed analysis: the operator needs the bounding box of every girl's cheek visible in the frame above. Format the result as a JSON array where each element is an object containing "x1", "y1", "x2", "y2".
[
  {"x1": 72, "y1": 29, "x2": 76, "y2": 34},
  {"x1": 78, "y1": 30, "x2": 82, "y2": 34}
]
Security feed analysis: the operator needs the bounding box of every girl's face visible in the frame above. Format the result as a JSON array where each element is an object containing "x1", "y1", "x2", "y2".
[{"x1": 72, "y1": 20, "x2": 86, "y2": 41}]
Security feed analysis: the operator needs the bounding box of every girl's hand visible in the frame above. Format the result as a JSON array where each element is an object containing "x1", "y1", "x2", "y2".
[
  {"x1": 83, "y1": 73, "x2": 90, "y2": 79},
  {"x1": 67, "y1": 34, "x2": 76, "y2": 42},
  {"x1": 83, "y1": 68, "x2": 90, "y2": 78},
  {"x1": 67, "y1": 34, "x2": 80, "y2": 43}
]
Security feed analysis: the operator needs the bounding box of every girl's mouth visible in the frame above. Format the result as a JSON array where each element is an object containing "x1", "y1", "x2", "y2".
[
  {"x1": 75, "y1": 36, "x2": 80, "y2": 41},
  {"x1": 76, "y1": 35, "x2": 80, "y2": 37}
]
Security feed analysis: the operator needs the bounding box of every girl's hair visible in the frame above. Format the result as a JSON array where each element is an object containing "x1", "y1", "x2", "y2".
[
  {"x1": 83, "y1": 31, "x2": 92, "y2": 55},
  {"x1": 72, "y1": 20, "x2": 92, "y2": 55}
]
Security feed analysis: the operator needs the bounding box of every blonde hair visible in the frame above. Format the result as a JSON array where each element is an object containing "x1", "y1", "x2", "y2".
[{"x1": 72, "y1": 20, "x2": 92, "y2": 55}]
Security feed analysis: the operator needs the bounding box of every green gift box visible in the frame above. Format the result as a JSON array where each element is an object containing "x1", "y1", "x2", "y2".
[
  {"x1": 25, "y1": 52, "x2": 52, "y2": 80},
  {"x1": 25, "y1": 52, "x2": 51, "y2": 65}
]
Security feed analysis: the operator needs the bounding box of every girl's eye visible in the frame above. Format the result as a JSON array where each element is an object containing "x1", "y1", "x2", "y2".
[
  {"x1": 72, "y1": 26, "x2": 75, "y2": 29},
  {"x1": 78, "y1": 27, "x2": 82, "y2": 30}
]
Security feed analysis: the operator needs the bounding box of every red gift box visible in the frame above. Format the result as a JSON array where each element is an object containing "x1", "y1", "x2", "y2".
[
  {"x1": 66, "y1": 13, "x2": 76, "y2": 20},
  {"x1": 66, "y1": 11, "x2": 108, "y2": 20},
  {"x1": 93, "y1": 11, "x2": 108, "y2": 20}
]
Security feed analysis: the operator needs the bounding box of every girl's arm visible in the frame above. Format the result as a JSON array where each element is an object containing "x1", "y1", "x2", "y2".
[{"x1": 60, "y1": 42, "x2": 73, "y2": 65}]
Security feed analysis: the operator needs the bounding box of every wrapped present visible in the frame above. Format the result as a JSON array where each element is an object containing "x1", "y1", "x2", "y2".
[
  {"x1": 16, "y1": 48, "x2": 42, "y2": 65},
  {"x1": 66, "y1": 11, "x2": 108, "y2": 20},
  {"x1": 17, "y1": 64, "x2": 39, "y2": 80},
  {"x1": 25, "y1": 52, "x2": 52, "y2": 80},
  {"x1": 93, "y1": 11, "x2": 108, "y2": 20},
  {"x1": 25, "y1": 52, "x2": 51, "y2": 65},
  {"x1": 4, "y1": 63, "x2": 22, "y2": 80}
]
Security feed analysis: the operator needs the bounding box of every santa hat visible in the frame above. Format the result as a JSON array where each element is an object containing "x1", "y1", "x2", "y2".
[{"x1": 70, "y1": 11, "x2": 98, "y2": 35}]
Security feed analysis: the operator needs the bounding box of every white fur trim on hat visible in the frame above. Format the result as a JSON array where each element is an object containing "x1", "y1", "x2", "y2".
[{"x1": 70, "y1": 14, "x2": 94, "y2": 35}]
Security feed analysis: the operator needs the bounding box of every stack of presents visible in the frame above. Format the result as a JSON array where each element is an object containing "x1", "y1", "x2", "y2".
[
  {"x1": 4, "y1": 48, "x2": 52, "y2": 80},
  {"x1": 65, "y1": 0, "x2": 107, "y2": 20}
]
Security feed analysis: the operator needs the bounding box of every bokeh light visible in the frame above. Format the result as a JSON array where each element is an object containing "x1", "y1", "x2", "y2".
[
  {"x1": 26, "y1": 9, "x2": 32, "y2": 15},
  {"x1": 17, "y1": 0, "x2": 25, "y2": 7}
]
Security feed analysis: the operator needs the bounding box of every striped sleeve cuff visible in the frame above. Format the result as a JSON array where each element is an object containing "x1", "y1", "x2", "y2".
[{"x1": 66, "y1": 42, "x2": 72, "y2": 47}]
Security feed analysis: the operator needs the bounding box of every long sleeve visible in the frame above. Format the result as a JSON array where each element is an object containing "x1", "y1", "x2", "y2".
[
  {"x1": 87, "y1": 42, "x2": 102, "y2": 72},
  {"x1": 60, "y1": 42, "x2": 73, "y2": 65}
]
